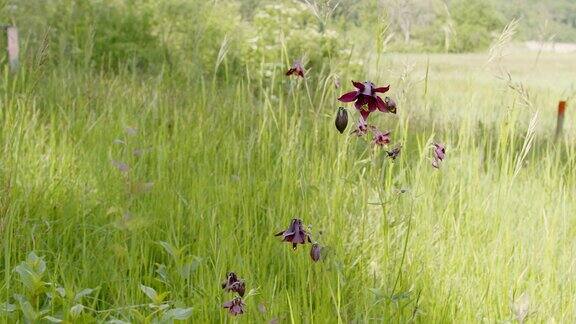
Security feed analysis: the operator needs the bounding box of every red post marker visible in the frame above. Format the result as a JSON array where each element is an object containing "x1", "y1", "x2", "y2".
[{"x1": 556, "y1": 101, "x2": 567, "y2": 139}]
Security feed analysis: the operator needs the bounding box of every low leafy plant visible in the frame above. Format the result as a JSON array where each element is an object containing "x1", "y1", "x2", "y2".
[
  {"x1": 127, "y1": 285, "x2": 192, "y2": 323},
  {"x1": 0, "y1": 252, "x2": 98, "y2": 323},
  {"x1": 155, "y1": 241, "x2": 203, "y2": 286}
]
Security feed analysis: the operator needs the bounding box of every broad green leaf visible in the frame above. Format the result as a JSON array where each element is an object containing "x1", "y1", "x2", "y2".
[
  {"x1": 70, "y1": 304, "x2": 84, "y2": 317},
  {"x1": 13, "y1": 294, "x2": 25, "y2": 302},
  {"x1": 26, "y1": 252, "x2": 46, "y2": 275},
  {"x1": 44, "y1": 315, "x2": 63, "y2": 323},
  {"x1": 14, "y1": 263, "x2": 43, "y2": 292},
  {"x1": 179, "y1": 257, "x2": 202, "y2": 278},
  {"x1": 15, "y1": 296, "x2": 37, "y2": 321},
  {"x1": 0, "y1": 302, "x2": 16, "y2": 312},
  {"x1": 107, "y1": 320, "x2": 131, "y2": 324},
  {"x1": 56, "y1": 287, "x2": 67, "y2": 298},
  {"x1": 155, "y1": 291, "x2": 169, "y2": 304},
  {"x1": 140, "y1": 284, "x2": 157, "y2": 302},
  {"x1": 158, "y1": 241, "x2": 179, "y2": 259},
  {"x1": 390, "y1": 290, "x2": 412, "y2": 302},
  {"x1": 149, "y1": 303, "x2": 169, "y2": 310},
  {"x1": 368, "y1": 288, "x2": 385, "y2": 298},
  {"x1": 155, "y1": 263, "x2": 168, "y2": 282},
  {"x1": 75, "y1": 288, "x2": 95, "y2": 301},
  {"x1": 163, "y1": 307, "x2": 193, "y2": 320}
]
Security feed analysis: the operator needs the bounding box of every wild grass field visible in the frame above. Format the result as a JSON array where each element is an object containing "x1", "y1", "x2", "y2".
[
  {"x1": 1, "y1": 1, "x2": 576, "y2": 322},
  {"x1": 0, "y1": 45, "x2": 575, "y2": 323}
]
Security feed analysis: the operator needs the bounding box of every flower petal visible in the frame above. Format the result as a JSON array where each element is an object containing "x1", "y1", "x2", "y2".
[
  {"x1": 351, "y1": 80, "x2": 365, "y2": 91},
  {"x1": 366, "y1": 97, "x2": 378, "y2": 112},
  {"x1": 354, "y1": 95, "x2": 366, "y2": 110},
  {"x1": 376, "y1": 96, "x2": 388, "y2": 112},
  {"x1": 338, "y1": 91, "x2": 359, "y2": 102},
  {"x1": 374, "y1": 85, "x2": 390, "y2": 93},
  {"x1": 292, "y1": 231, "x2": 303, "y2": 244}
]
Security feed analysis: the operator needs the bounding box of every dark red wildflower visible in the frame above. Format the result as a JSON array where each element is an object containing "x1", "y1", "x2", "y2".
[
  {"x1": 223, "y1": 297, "x2": 245, "y2": 316},
  {"x1": 221, "y1": 272, "x2": 245, "y2": 297},
  {"x1": 335, "y1": 107, "x2": 348, "y2": 134},
  {"x1": 275, "y1": 218, "x2": 311, "y2": 250},
  {"x1": 285, "y1": 60, "x2": 305, "y2": 78},
  {"x1": 372, "y1": 130, "x2": 391, "y2": 147},
  {"x1": 386, "y1": 145, "x2": 402, "y2": 160},
  {"x1": 338, "y1": 81, "x2": 391, "y2": 120},
  {"x1": 310, "y1": 243, "x2": 322, "y2": 262},
  {"x1": 352, "y1": 118, "x2": 369, "y2": 137},
  {"x1": 432, "y1": 143, "x2": 446, "y2": 168}
]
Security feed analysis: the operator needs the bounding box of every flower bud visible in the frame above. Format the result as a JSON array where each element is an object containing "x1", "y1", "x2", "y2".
[
  {"x1": 310, "y1": 243, "x2": 322, "y2": 262},
  {"x1": 335, "y1": 107, "x2": 348, "y2": 134}
]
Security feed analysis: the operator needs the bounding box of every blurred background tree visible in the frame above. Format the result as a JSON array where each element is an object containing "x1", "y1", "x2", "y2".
[{"x1": 0, "y1": 0, "x2": 574, "y2": 74}]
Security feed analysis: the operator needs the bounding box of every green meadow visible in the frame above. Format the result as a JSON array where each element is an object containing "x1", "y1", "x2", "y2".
[{"x1": 1, "y1": 0, "x2": 576, "y2": 323}]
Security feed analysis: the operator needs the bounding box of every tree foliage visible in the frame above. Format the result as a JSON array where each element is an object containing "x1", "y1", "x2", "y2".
[{"x1": 0, "y1": 0, "x2": 575, "y2": 74}]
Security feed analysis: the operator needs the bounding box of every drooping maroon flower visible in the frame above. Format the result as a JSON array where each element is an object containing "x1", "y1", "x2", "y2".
[
  {"x1": 384, "y1": 97, "x2": 397, "y2": 114},
  {"x1": 335, "y1": 107, "x2": 348, "y2": 134},
  {"x1": 372, "y1": 130, "x2": 391, "y2": 147},
  {"x1": 351, "y1": 118, "x2": 369, "y2": 137},
  {"x1": 310, "y1": 243, "x2": 322, "y2": 262},
  {"x1": 285, "y1": 60, "x2": 305, "y2": 78},
  {"x1": 432, "y1": 143, "x2": 446, "y2": 168},
  {"x1": 386, "y1": 145, "x2": 402, "y2": 160},
  {"x1": 338, "y1": 81, "x2": 391, "y2": 120},
  {"x1": 223, "y1": 297, "x2": 245, "y2": 316},
  {"x1": 221, "y1": 272, "x2": 246, "y2": 297},
  {"x1": 275, "y1": 218, "x2": 311, "y2": 250}
]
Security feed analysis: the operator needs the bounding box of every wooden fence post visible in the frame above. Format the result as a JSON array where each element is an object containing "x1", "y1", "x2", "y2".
[
  {"x1": 555, "y1": 100, "x2": 567, "y2": 139},
  {"x1": 6, "y1": 26, "x2": 19, "y2": 73},
  {"x1": 0, "y1": 25, "x2": 19, "y2": 72}
]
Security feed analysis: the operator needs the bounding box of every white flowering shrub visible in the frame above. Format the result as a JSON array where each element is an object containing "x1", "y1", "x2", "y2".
[{"x1": 245, "y1": 1, "x2": 350, "y2": 78}]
